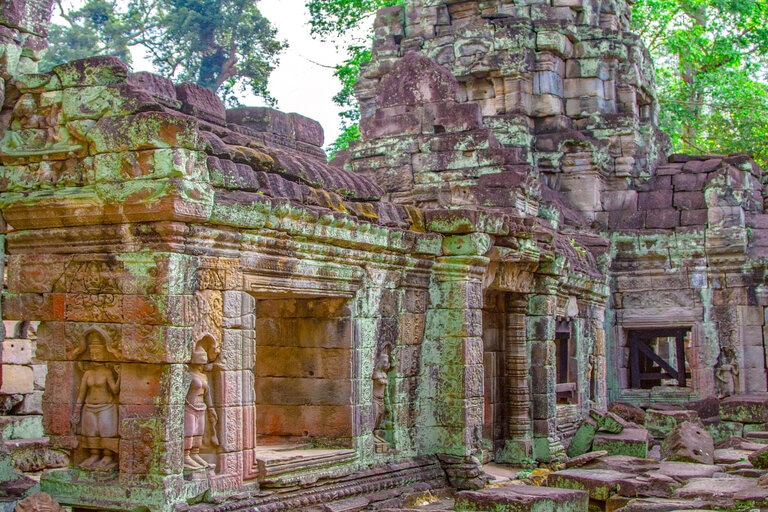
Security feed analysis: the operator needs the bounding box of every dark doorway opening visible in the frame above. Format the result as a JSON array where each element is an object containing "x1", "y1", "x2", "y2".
[{"x1": 628, "y1": 328, "x2": 691, "y2": 389}]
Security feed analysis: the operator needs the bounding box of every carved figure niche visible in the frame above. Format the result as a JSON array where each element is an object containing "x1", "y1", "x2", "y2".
[
  {"x1": 184, "y1": 336, "x2": 220, "y2": 473},
  {"x1": 70, "y1": 330, "x2": 121, "y2": 472},
  {"x1": 372, "y1": 341, "x2": 393, "y2": 453}
]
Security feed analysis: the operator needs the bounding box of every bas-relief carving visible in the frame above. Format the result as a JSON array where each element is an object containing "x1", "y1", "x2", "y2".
[
  {"x1": 70, "y1": 330, "x2": 121, "y2": 472},
  {"x1": 194, "y1": 290, "x2": 223, "y2": 354},
  {"x1": 372, "y1": 342, "x2": 393, "y2": 453},
  {"x1": 716, "y1": 346, "x2": 740, "y2": 399},
  {"x1": 184, "y1": 339, "x2": 219, "y2": 473},
  {"x1": 1, "y1": 92, "x2": 82, "y2": 157}
]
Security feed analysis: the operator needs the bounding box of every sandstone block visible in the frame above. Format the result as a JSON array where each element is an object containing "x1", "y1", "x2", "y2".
[
  {"x1": 0, "y1": 414, "x2": 44, "y2": 440},
  {"x1": 720, "y1": 394, "x2": 768, "y2": 423},
  {"x1": 592, "y1": 427, "x2": 649, "y2": 458},
  {"x1": 175, "y1": 82, "x2": 226, "y2": 124},
  {"x1": 13, "y1": 390, "x2": 42, "y2": 415},
  {"x1": 0, "y1": 364, "x2": 33, "y2": 394},
  {"x1": 456, "y1": 485, "x2": 588, "y2": 512},
  {"x1": 52, "y1": 56, "x2": 128, "y2": 87},
  {"x1": 644, "y1": 208, "x2": 679, "y2": 229},
  {"x1": 645, "y1": 409, "x2": 698, "y2": 438},
  {"x1": 661, "y1": 421, "x2": 714, "y2": 464},
  {"x1": 1, "y1": 339, "x2": 32, "y2": 364}
]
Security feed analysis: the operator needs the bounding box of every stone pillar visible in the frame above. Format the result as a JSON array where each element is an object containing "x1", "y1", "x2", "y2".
[
  {"x1": 527, "y1": 286, "x2": 565, "y2": 462},
  {"x1": 495, "y1": 294, "x2": 532, "y2": 463},
  {"x1": 216, "y1": 289, "x2": 256, "y2": 488},
  {"x1": 590, "y1": 306, "x2": 608, "y2": 410},
  {"x1": 416, "y1": 254, "x2": 487, "y2": 457},
  {"x1": 0, "y1": 0, "x2": 53, "y2": 77}
]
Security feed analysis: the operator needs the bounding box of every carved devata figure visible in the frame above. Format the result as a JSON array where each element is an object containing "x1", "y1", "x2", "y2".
[
  {"x1": 372, "y1": 342, "x2": 393, "y2": 453},
  {"x1": 716, "y1": 346, "x2": 740, "y2": 399},
  {"x1": 184, "y1": 339, "x2": 219, "y2": 472},
  {"x1": 70, "y1": 330, "x2": 121, "y2": 471}
]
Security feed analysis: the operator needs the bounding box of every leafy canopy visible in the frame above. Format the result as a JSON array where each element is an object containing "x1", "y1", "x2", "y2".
[
  {"x1": 631, "y1": 0, "x2": 768, "y2": 166},
  {"x1": 44, "y1": 0, "x2": 286, "y2": 106}
]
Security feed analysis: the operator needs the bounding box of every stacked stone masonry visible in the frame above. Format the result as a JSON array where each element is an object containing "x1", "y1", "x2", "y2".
[{"x1": 0, "y1": 0, "x2": 767, "y2": 511}]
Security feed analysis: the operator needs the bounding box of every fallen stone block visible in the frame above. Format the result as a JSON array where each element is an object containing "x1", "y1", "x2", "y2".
[
  {"x1": 612, "y1": 497, "x2": 711, "y2": 511},
  {"x1": 656, "y1": 461, "x2": 722, "y2": 482},
  {"x1": 716, "y1": 436, "x2": 766, "y2": 450},
  {"x1": 715, "y1": 447, "x2": 754, "y2": 465},
  {"x1": 13, "y1": 492, "x2": 66, "y2": 512},
  {"x1": 749, "y1": 444, "x2": 768, "y2": 469},
  {"x1": 720, "y1": 394, "x2": 768, "y2": 423},
  {"x1": 608, "y1": 403, "x2": 645, "y2": 425},
  {"x1": 706, "y1": 420, "x2": 744, "y2": 443},
  {"x1": 615, "y1": 472, "x2": 680, "y2": 498},
  {"x1": 583, "y1": 455, "x2": 660, "y2": 474},
  {"x1": 745, "y1": 430, "x2": 768, "y2": 442},
  {"x1": 673, "y1": 476, "x2": 760, "y2": 509},
  {"x1": 593, "y1": 427, "x2": 649, "y2": 458},
  {"x1": 661, "y1": 421, "x2": 714, "y2": 464},
  {"x1": 455, "y1": 484, "x2": 589, "y2": 512},
  {"x1": 546, "y1": 468, "x2": 633, "y2": 501},
  {"x1": 645, "y1": 409, "x2": 698, "y2": 439}
]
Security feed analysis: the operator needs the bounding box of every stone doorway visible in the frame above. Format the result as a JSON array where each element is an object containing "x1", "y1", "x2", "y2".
[{"x1": 482, "y1": 293, "x2": 531, "y2": 463}]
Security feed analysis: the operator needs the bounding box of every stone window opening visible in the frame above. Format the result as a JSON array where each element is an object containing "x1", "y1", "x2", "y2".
[
  {"x1": 555, "y1": 318, "x2": 578, "y2": 405},
  {"x1": 627, "y1": 328, "x2": 691, "y2": 389},
  {"x1": 253, "y1": 296, "x2": 355, "y2": 449}
]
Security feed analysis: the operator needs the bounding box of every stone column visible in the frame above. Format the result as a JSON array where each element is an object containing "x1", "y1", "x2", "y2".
[
  {"x1": 527, "y1": 285, "x2": 565, "y2": 462},
  {"x1": 495, "y1": 294, "x2": 532, "y2": 463},
  {"x1": 416, "y1": 254, "x2": 487, "y2": 457}
]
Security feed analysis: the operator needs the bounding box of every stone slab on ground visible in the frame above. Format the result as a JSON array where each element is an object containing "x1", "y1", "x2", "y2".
[
  {"x1": 656, "y1": 461, "x2": 722, "y2": 481},
  {"x1": 672, "y1": 476, "x2": 764, "y2": 509},
  {"x1": 645, "y1": 409, "x2": 698, "y2": 439},
  {"x1": 455, "y1": 484, "x2": 588, "y2": 512},
  {"x1": 611, "y1": 497, "x2": 712, "y2": 511},
  {"x1": 545, "y1": 468, "x2": 634, "y2": 501},
  {"x1": 592, "y1": 427, "x2": 649, "y2": 458},
  {"x1": 615, "y1": 472, "x2": 680, "y2": 498},
  {"x1": 583, "y1": 455, "x2": 660, "y2": 474},
  {"x1": 714, "y1": 448, "x2": 753, "y2": 465},
  {"x1": 746, "y1": 431, "x2": 768, "y2": 442},
  {"x1": 720, "y1": 394, "x2": 768, "y2": 423}
]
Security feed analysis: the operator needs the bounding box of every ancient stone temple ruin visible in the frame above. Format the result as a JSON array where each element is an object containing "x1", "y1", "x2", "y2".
[{"x1": 1, "y1": 0, "x2": 768, "y2": 510}]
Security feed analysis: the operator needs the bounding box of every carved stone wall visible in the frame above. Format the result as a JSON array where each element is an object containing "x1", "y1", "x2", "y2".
[{"x1": 2, "y1": 0, "x2": 768, "y2": 510}]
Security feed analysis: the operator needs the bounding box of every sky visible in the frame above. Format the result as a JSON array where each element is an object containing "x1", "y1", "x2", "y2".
[{"x1": 254, "y1": 0, "x2": 353, "y2": 148}]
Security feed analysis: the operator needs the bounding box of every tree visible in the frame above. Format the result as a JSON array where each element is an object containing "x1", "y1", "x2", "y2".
[
  {"x1": 306, "y1": 0, "x2": 402, "y2": 157},
  {"x1": 631, "y1": 0, "x2": 768, "y2": 166},
  {"x1": 311, "y1": 0, "x2": 768, "y2": 166},
  {"x1": 43, "y1": 0, "x2": 286, "y2": 105}
]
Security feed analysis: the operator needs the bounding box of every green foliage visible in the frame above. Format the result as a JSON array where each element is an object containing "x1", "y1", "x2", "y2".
[
  {"x1": 307, "y1": 0, "x2": 402, "y2": 154},
  {"x1": 632, "y1": 0, "x2": 768, "y2": 166},
  {"x1": 43, "y1": 0, "x2": 286, "y2": 106},
  {"x1": 326, "y1": 124, "x2": 360, "y2": 160}
]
